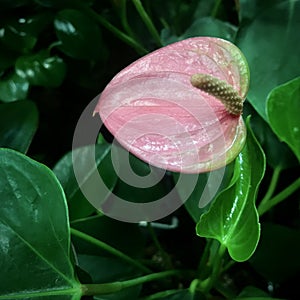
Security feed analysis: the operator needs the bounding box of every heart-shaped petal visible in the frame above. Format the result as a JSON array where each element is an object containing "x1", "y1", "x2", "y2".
[{"x1": 94, "y1": 37, "x2": 249, "y2": 173}]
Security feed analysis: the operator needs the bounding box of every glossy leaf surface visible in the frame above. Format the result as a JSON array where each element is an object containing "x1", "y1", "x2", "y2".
[
  {"x1": 0, "y1": 72, "x2": 30, "y2": 102},
  {"x1": 54, "y1": 9, "x2": 105, "y2": 60},
  {"x1": 95, "y1": 37, "x2": 249, "y2": 173},
  {"x1": 267, "y1": 77, "x2": 300, "y2": 162},
  {"x1": 0, "y1": 101, "x2": 38, "y2": 153},
  {"x1": 196, "y1": 119, "x2": 265, "y2": 262},
  {"x1": 53, "y1": 144, "x2": 118, "y2": 220},
  {"x1": 236, "y1": 1, "x2": 300, "y2": 120},
  {"x1": 16, "y1": 51, "x2": 67, "y2": 87},
  {"x1": 0, "y1": 148, "x2": 81, "y2": 299}
]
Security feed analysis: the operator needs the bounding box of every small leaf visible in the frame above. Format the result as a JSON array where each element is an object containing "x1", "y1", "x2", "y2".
[
  {"x1": 0, "y1": 101, "x2": 38, "y2": 153},
  {"x1": 0, "y1": 72, "x2": 30, "y2": 102},
  {"x1": 54, "y1": 9, "x2": 105, "y2": 60},
  {"x1": 267, "y1": 77, "x2": 300, "y2": 162},
  {"x1": 0, "y1": 148, "x2": 81, "y2": 299},
  {"x1": 0, "y1": 22, "x2": 37, "y2": 53},
  {"x1": 16, "y1": 50, "x2": 67, "y2": 87},
  {"x1": 196, "y1": 118, "x2": 266, "y2": 262},
  {"x1": 53, "y1": 144, "x2": 118, "y2": 220}
]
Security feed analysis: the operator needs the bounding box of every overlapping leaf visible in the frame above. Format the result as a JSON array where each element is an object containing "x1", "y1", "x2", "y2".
[{"x1": 196, "y1": 119, "x2": 266, "y2": 262}]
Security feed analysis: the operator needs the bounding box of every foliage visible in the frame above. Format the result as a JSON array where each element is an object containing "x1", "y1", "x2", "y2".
[{"x1": 0, "y1": 1, "x2": 299, "y2": 299}]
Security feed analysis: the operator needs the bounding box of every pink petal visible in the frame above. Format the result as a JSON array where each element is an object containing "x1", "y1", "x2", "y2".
[{"x1": 94, "y1": 37, "x2": 248, "y2": 173}]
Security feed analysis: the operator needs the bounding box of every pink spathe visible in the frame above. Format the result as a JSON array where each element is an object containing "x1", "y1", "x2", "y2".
[{"x1": 94, "y1": 37, "x2": 249, "y2": 173}]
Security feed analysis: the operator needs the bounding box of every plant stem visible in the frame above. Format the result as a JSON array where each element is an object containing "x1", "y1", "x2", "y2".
[
  {"x1": 118, "y1": 0, "x2": 136, "y2": 38},
  {"x1": 260, "y1": 166, "x2": 281, "y2": 205},
  {"x1": 81, "y1": 270, "x2": 182, "y2": 296},
  {"x1": 131, "y1": 0, "x2": 162, "y2": 46},
  {"x1": 74, "y1": 1, "x2": 148, "y2": 55},
  {"x1": 258, "y1": 176, "x2": 300, "y2": 216},
  {"x1": 70, "y1": 228, "x2": 151, "y2": 274},
  {"x1": 197, "y1": 239, "x2": 212, "y2": 278},
  {"x1": 211, "y1": 0, "x2": 222, "y2": 18},
  {"x1": 147, "y1": 222, "x2": 173, "y2": 269},
  {"x1": 199, "y1": 243, "x2": 226, "y2": 295}
]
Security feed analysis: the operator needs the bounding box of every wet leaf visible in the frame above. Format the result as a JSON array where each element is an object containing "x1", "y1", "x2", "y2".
[{"x1": 196, "y1": 118, "x2": 265, "y2": 262}]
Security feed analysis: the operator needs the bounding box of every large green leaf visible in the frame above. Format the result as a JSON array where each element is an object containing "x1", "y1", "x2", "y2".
[
  {"x1": 54, "y1": 9, "x2": 106, "y2": 61},
  {"x1": 0, "y1": 148, "x2": 81, "y2": 299},
  {"x1": 53, "y1": 144, "x2": 118, "y2": 220},
  {"x1": 0, "y1": 101, "x2": 38, "y2": 153},
  {"x1": 196, "y1": 119, "x2": 266, "y2": 262},
  {"x1": 16, "y1": 51, "x2": 67, "y2": 87},
  {"x1": 244, "y1": 102, "x2": 298, "y2": 170},
  {"x1": 250, "y1": 223, "x2": 300, "y2": 283},
  {"x1": 266, "y1": 76, "x2": 300, "y2": 162},
  {"x1": 0, "y1": 72, "x2": 30, "y2": 102},
  {"x1": 236, "y1": 1, "x2": 300, "y2": 120}
]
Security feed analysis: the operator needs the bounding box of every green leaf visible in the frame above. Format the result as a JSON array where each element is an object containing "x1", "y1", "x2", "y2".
[
  {"x1": 54, "y1": 9, "x2": 106, "y2": 61},
  {"x1": 0, "y1": 101, "x2": 38, "y2": 153},
  {"x1": 0, "y1": 148, "x2": 81, "y2": 299},
  {"x1": 182, "y1": 17, "x2": 237, "y2": 42},
  {"x1": 16, "y1": 51, "x2": 67, "y2": 87},
  {"x1": 79, "y1": 255, "x2": 142, "y2": 300},
  {"x1": 0, "y1": 72, "x2": 30, "y2": 102},
  {"x1": 71, "y1": 215, "x2": 145, "y2": 258},
  {"x1": 267, "y1": 76, "x2": 300, "y2": 162},
  {"x1": 111, "y1": 150, "x2": 172, "y2": 204},
  {"x1": 53, "y1": 144, "x2": 118, "y2": 220},
  {"x1": 0, "y1": 22, "x2": 37, "y2": 53},
  {"x1": 174, "y1": 164, "x2": 234, "y2": 223},
  {"x1": 236, "y1": 1, "x2": 300, "y2": 120},
  {"x1": 196, "y1": 119, "x2": 266, "y2": 262},
  {"x1": 250, "y1": 223, "x2": 300, "y2": 283},
  {"x1": 244, "y1": 102, "x2": 298, "y2": 170}
]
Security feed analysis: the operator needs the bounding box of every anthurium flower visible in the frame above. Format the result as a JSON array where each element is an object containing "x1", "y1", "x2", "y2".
[{"x1": 94, "y1": 37, "x2": 249, "y2": 173}]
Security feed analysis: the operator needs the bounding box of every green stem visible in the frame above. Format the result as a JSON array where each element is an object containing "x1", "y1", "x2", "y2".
[
  {"x1": 258, "y1": 176, "x2": 300, "y2": 216},
  {"x1": 74, "y1": 2, "x2": 148, "y2": 55},
  {"x1": 197, "y1": 239, "x2": 213, "y2": 278},
  {"x1": 81, "y1": 270, "x2": 182, "y2": 296},
  {"x1": 260, "y1": 166, "x2": 281, "y2": 205},
  {"x1": 131, "y1": 0, "x2": 162, "y2": 46},
  {"x1": 118, "y1": 0, "x2": 136, "y2": 37},
  {"x1": 140, "y1": 289, "x2": 182, "y2": 300},
  {"x1": 70, "y1": 228, "x2": 151, "y2": 274},
  {"x1": 211, "y1": 0, "x2": 222, "y2": 18},
  {"x1": 199, "y1": 243, "x2": 226, "y2": 295},
  {"x1": 147, "y1": 222, "x2": 173, "y2": 269}
]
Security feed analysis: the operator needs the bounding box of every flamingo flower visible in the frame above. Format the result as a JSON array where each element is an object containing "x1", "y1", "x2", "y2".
[{"x1": 94, "y1": 37, "x2": 249, "y2": 173}]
